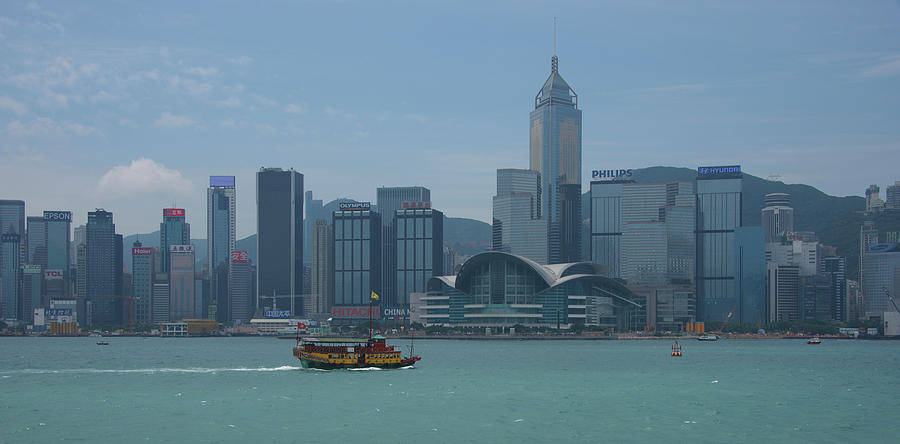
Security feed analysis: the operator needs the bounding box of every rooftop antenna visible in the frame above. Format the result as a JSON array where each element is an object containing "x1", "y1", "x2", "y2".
[
  {"x1": 554, "y1": 17, "x2": 557, "y2": 56},
  {"x1": 552, "y1": 17, "x2": 558, "y2": 73}
]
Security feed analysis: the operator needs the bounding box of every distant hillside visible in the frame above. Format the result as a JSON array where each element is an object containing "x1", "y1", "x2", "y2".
[
  {"x1": 444, "y1": 217, "x2": 492, "y2": 256},
  {"x1": 581, "y1": 166, "x2": 872, "y2": 278}
]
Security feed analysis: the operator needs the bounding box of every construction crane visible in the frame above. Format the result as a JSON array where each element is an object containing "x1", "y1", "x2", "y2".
[
  {"x1": 713, "y1": 306, "x2": 737, "y2": 334},
  {"x1": 885, "y1": 287, "x2": 900, "y2": 315}
]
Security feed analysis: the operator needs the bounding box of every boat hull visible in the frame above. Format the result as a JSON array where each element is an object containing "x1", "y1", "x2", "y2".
[{"x1": 298, "y1": 357, "x2": 419, "y2": 370}]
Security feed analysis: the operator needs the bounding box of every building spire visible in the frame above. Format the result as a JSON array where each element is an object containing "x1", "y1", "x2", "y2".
[{"x1": 552, "y1": 17, "x2": 558, "y2": 73}]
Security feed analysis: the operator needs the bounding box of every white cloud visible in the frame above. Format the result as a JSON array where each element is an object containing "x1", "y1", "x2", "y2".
[
  {"x1": 97, "y1": 158, "x2": 193, "y2": 197},
  {"x1": 227, "y1": 56, "x2": 253, "y2": 65},
  {"x1": 402, "y1": 114, "x2": 427, "y2": 123},
  {"x1": 250, "y1": 94, "x2": 276, "y2": 107},
  {"x1": 153, "y1": 112, "x2": 195, "y2": 128},
  {"x1": 216, "y1": 96, "x2": 242, "y2": 108},
  {"x1": 186, "y1": 66, "x2": 219, "y2": 76},
  {"x1": 0, "y1": 96, "x2": 28, "y2": 115},
  {"x1": 325, "y1": 106, "x2": 357, "y2": 120},
  {"x1": 859, "y1": 55, "x2": 900, "y2": 78},
  {"x1": 284, "y1": 103, "x2": 306, "y2": 114},
  {"x1": 4, "y1": 117, "x2": 95, "y2": 137},
  {"x1": 167, "y1": 75, "x2": 213, "y2": 96}
]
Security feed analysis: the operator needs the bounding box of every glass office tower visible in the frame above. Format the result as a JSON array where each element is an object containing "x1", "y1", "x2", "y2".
[
  {"x1": 695, "y1": 166, "x2": 743, "y2": 322},
  {"x1": 131, "y1": 241, "x2": 153, "y2": 324},
  {"x1": 159, "y1": 209, "x2": 190, "y2": 273},
  {"x1": 256, "y1": 168, "x2": 304, "y2": 315},
  {"x1": 492, "y1": 169, "x2": 548, "y2": 264},
  {"x1": 208, "y1": 176, "x2": 236, "y2": 322},
  {"x1": 86, "y1": 209, "x2": 120, "y2": 326},
  {"x1": 590, "y1": 181, "x2": 627, "y2": 278},
  {"x1": 530, "y1": 55, "x2": 582, "y2": 263},
  {"x1": 0, "y1": 200, "x2": 25, "y2": 320},
  {"x1": 376, "y1": 186, "x2": 430, "y2": 304},
  {"x1": 395, "y1": 207, "x2": 443, "y2": 306},
  {"x1": 332, "y1": 204, "x2": 381, "y2": 307}
]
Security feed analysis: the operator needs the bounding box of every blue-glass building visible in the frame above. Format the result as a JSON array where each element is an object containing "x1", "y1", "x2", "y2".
[
  {"x1": 695, "y1": 166, "x2": 743, "y2": 322},
  {"x1": 419, "y1": 252, "x2": 640, "y2": 330},
  {"x1": 492, "y1": 169, "x2": 548, "y2": 264},
  {"x1": 734, "y1": 226, "x2": 765, "y2": 325},
  {"x1": 131, "y1": 241, "x2": 153, "y2": 325},
  {"x1": 394, "y1": 207, "x2": 443, "y2": 306},
  {"x1": 207, "y1": 176, "x2": 236, "y2": 322},
  {"x1": 159, "y1": 208, "x2": 190, "y2": 273},
  {"x1": 332, "y1": 203, "x2": 381, "y2": 309},
  {"x1": 376, "y1": 186, "x2": 430, "y2": 305},
  {"x1": 530, "y1": 55, "x2": 582, "y2": 264},
  {"x1": 86, "y1": 209, "x2": 121, "y2": 326},
  {"x1": 256, "y1": 168, "x2": 303, "y2": 315}
]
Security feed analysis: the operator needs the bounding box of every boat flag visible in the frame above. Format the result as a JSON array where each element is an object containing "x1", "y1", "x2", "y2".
[{"x1": 370, "y1": 291, "x2": 379, "y2": 301}]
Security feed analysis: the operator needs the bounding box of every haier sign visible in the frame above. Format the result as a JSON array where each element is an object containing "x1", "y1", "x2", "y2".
[{"x1": 592, "y1": 169, "x2": 633, "y2": 180}]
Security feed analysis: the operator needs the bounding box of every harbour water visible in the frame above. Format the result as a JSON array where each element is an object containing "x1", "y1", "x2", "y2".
[{"x1": 1, "y1": 337, "x2": 898, "y2": 443}]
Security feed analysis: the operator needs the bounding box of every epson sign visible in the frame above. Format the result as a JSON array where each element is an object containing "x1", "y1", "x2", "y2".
[
  {"x1": 43, "y1": 211, "x2": 72, "y2": 222},
  {"x1": 592, "y1": 169, "x2": 633, "y2": 180}
]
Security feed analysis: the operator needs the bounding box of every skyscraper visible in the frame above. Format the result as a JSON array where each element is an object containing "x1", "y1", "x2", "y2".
[
  {"x1": 590, "y1": 180, "x2": 627, "y2": 278},
  {"x1": 530, "y1": 54, "x2": 582, "y2": 263},
  {"x1": 332, "y1": 203, "x2": 381, "y2": 311},
  {"x1": 695, "y1": 166, "x2": 743, "y2": 322},
  {"x1": 26, "y1": 216, "x2": 47, "y2": 266},
  {"x1": 168, "y1": 245, "x2": 195, "y2": 321},
  {"x1": 865, "y1": 185, "x2": 884, "y2": 214},
  {"x1": 160, "y1": 208, "x2": 190, "y2": 272},
  {"x1": 377, "y1": 186, "x2": 430, "y2": 303},
  {"x1": 304, "y1": 190, "x2": 324, "y2": 261},
  {"x1": 256, "y1": 167, "x2": 303, "y2": 315},
  {"x1": 822, "y1": 256, "x2": 847, "y2": 322},
  {"x1": 131, "y1": 241, "x2": 153, "y2": 325},
  {"x1": 229, "y1": 251, "x2": 253, "y2": 323},
  {"x1": 886, "y1": 181, "x2": 900, "y2": 210},
  {"x1": 492, "y1": 169, "x2": 548, "y2": 264},
  {"x1": 310, "y1": 219, "x2": 333, "y2": 315},
  {"x1": 86, "y1": 209, "x2": 121, "y2": 327},
  {"x1": 0, "y1": 200, "x2": 25, "y2": 320},
  {"x1": 761, "y1": 193, "x2": 794, "y2": 243},
  {"x1": 394, "y1": 207, "x2": 443, "y2": 307},
  {"x1": 207, "y1": 176, "x2": 236, "y2": 322},
  {"x1": 41, "y1": 211, "x2": 72, "y2": 301}
]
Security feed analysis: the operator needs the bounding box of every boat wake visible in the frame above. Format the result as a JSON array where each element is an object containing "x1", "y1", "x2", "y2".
[{"x1": 1, "y1": 366, "x2": 302, "y2": 375}]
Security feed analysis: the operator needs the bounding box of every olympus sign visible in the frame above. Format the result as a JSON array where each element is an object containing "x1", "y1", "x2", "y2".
[{"x1": 592, "y1": 169, "x2": 633, "y2": 180}]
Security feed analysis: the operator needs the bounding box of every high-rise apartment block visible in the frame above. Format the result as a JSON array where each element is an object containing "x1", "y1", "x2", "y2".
[
  {"x1": 530, "y1": 55, "x2": 582, "y2": 264},
  {"x1": 886, "y1": 181, "x2": 900, "y2": 210},
  {"x1": 493, "y1": 169, "x2": 548, "y2": 264},
  {"x1": 256, "y1": 167, "x2": 303, "y2": 315},
  {"x1": 208, "y1": 176, "x2": 236, "y2": 322}
]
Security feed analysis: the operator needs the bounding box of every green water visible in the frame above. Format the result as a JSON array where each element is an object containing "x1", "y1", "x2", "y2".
[{"x1": 1, "y1": 337, "x2": 898, "y2": 443}]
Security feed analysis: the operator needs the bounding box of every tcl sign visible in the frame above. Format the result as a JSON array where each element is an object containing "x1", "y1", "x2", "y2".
[
  {"x1": 231, "y1": 251, "x2": 249, "y2": 263},
  {"x1": 132, "y1": 248, "x2": 152, "y2": 255},
  {"x1": 163, "y1": 208, "x2": 185, "y2": 217},
  {"x1": 44, "y1": 269, "x2": 64, "y2": 280}
]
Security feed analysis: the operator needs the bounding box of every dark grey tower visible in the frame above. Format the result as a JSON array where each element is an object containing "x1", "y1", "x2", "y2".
[{"x1": 256, "y1": 168, "x2": 304, "y2": 316}]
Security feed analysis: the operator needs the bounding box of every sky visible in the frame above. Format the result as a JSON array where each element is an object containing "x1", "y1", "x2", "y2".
[{"x1": 1, "y1": 0, "x2": 899, "y2": 238}]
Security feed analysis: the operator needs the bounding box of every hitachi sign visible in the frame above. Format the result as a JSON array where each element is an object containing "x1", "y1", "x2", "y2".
[{"x1": 592, "y1": 169, "x2": 633, "y2": 180}]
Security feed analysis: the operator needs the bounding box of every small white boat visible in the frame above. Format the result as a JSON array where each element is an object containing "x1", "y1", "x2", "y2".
[
  {"x1": 697, "y1": 335, "x2": 719, "y2": 341},
  {"x1": 807, "y1": 337, "x2": 821, "y2": 345}
]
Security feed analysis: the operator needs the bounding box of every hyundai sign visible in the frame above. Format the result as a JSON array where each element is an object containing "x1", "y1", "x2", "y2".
[
  {"x1": 592, "y1": 169, "x2": 633, "y2": 180},
  {"x1": 697, "y1": 165, "x2": 741, "y2": 177},
  {"x1": 163, "y1": 208, "x2": 185, "y2": 217},
  {"x1": 43, "y1": 211, "x2": 72, "y2": 222},
  {"x1": 210, "y1": 176, "x2": 236, "y2": 187},
  {"x1": 264, "y1": 310, "x2": 292, "y2": 319},
  {"x1": 339, "y1": 202, "x2": 371, "y2": 211}
]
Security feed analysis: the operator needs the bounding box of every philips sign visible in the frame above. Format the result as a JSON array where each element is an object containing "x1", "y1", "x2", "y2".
[
  {"x1": 339, "y1": 202, "x2": 371, "y2": 211},
  {"x1": 43, "y1": 211, "x2": 72, "y2": 222},
  {"x1": 592, "y1": 169, "x2": 633, "y2": 180}
]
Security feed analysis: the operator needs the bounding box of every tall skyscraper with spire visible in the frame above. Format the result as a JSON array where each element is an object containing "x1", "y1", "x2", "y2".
[{"x1": 530, "y1": 53, "x2": 582, "y2": 263}]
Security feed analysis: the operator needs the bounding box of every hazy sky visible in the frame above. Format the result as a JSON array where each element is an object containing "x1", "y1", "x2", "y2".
[{"x1": 1, "y1": 0, "x2": 898, "y2": 238}]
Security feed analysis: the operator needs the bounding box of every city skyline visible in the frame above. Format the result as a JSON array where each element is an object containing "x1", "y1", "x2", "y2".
[{"x1": 1, "y1": 1, "x2": 899, "y2": 239}]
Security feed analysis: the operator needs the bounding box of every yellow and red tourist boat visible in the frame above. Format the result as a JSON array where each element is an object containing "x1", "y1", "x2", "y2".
[{"x1": 293, "y1": 335, "x2": 421, "y2": 370}]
